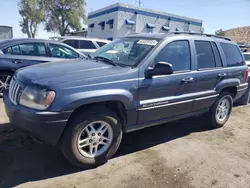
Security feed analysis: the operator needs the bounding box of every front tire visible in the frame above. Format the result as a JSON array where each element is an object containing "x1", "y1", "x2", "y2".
[
  {"x1": 0, "y1": 72, "x2": 13, "y2": 97},
  {"x1": 207, "y1": 92, "x2": 233, "y2": 128},
  {"x1": 60, "y1": 106, "x2": 123, "y2": 168}
]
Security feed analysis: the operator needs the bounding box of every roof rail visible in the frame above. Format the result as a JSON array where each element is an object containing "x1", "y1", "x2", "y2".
[{"x1": 170, "y1": 31, "x2": 231, "y2": 41}]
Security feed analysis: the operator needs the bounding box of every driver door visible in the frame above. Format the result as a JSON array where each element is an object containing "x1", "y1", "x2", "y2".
[{"x1": 138, "y1": 40, "x2": 197, "y2": 123}]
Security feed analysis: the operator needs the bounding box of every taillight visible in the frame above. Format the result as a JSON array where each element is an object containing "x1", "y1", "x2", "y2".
[{"x1": 245, "y1": 69, "x2": 249, "y2": 83}]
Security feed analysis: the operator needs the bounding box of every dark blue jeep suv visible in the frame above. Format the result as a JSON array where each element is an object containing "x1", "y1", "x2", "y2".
[{"x1": 3, "y1": 32, "x2": 249, "y2": 167}]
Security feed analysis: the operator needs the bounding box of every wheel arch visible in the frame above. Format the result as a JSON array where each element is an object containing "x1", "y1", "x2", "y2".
[{"x1": 215, "y1": 78, "x2": 239, "y2": 99}]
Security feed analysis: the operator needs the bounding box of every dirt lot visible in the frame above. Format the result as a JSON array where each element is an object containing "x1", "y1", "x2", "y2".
[{"x1": 0, "y1": 99, "x2": 250, "y2": 188}]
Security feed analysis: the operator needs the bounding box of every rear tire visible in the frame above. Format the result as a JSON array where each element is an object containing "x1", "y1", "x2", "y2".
[
  {"x1": 60, "y1": 106, "x2": 123, "y2": 168},
  {"x1": 207, "y1": 92, "x2": 233, "y2": 128}
]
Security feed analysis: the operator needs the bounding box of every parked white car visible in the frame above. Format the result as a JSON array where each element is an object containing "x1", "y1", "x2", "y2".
[{"x1": 51, "y1": 37, "x2": 110, "y2": 56}]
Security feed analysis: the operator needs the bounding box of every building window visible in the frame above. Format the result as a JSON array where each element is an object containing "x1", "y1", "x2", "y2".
[
  {"x1": 88, "y1": 23, "x2": 95, "y2": 32},
  {"x1": 146, "y1": 23, "x2": 155, "y2": 33},
  {"x1": 147, "y1": 28, "x2": 153, "y2": 33},
  {"x1": 98, "y1": 21, "x2": 105, "y2": 30},
  {"x1": 106, "y1": 19, "x2": 114, "y2": 29},
  {"x1": 162, "y1": 26, "x2": 170, "y2": 32}
]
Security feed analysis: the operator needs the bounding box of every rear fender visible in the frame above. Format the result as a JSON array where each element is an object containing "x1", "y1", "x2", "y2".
[{"x1": 215, "y1": 78, "x2": 240, "y2": 93}]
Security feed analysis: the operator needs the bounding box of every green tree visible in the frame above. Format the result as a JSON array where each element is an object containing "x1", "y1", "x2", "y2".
[
  {"x1": 42, "y1": 0, "x2": 87, "y2": 36},
  {"x1": 19, "y1": 0, "x2": 44, "y2": 38},
  {"x1": 215, "y1": 29, "x2": 225, "y2": 36}
]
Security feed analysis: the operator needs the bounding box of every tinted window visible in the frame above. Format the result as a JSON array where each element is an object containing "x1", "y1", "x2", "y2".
[
  {"x1": 155, "y1": 40, "x2": 191, "y2": 72},
  {"x1": 19, "y1": 43, "x2": 46, "y2": 57},
  {"x1": 220, "y1": 43, "x2": 244, "y2": 67},
  {"x1": 96, "y1": 41, "x2": 107, "y2": 47},
  {"x1": 211, "y1": 42, "x2": 223, "y2": 67},
  {"x1": 80, "y1": 40, "x2": 96, "y2": 49},
  {"x1": 63, "y1": 40, "x2": 79, "y2": 48},
  {"x1": 49, "y1": 44, "x2": 79, "y2": 59},
  {"x1": 109, "y1": 24, "x2": 114, "y2": 29},
  {"x1": 2, "y1": 45, "x2": 21, "y2": 55},
  {"x1": 195, "y1": 41, "x2": 215, "y2": 69}
]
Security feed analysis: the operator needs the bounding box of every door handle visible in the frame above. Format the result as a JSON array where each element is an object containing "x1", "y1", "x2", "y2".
[
  {"x1": 181, "y1": 77, "x2": 194, "y2": 83},
  {"x1": 12, "y1": 59, "x2": 23, "y2": 64},
  {"x1": 218, "y1": 73, "x2": 227, "y2": 78}
]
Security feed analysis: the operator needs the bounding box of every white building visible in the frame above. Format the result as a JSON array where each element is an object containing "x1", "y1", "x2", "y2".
[{"x1": 87, "y1": 3, "x2": 203, "y2": 40}]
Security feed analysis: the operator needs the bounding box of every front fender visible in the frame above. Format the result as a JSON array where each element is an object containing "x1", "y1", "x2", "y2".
[
  {"x1": 215, "y1": 78, "x2": 240, "y2": 93},
  {"x1": 52, "y1": 89, "x2": 135, "y2": 111}
]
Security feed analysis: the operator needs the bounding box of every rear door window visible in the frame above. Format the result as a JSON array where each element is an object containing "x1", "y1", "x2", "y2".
[
  {"x1": 19, "y1": 43, "x2": 47, "y2": 57},
  {"x1": 79, "y1": 40, "x2": 96, "y2": 49},
  {"x1": 195, "y1": 41, "x2": 215, "y2": 69},
  {"x1": 2, "y1": 45, "x2": 21, "y2": 55},
  {"x1": 220, "y1": 43, "x2": 244, "y2": 67},
  {"x1": 63, "y1": 40, "x2": 79, "y2": 49}
]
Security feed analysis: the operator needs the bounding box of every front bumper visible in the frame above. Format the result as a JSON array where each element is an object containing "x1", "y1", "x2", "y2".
[{"x1": 3, "y1": 90, "x2": 72, "y2": 145}]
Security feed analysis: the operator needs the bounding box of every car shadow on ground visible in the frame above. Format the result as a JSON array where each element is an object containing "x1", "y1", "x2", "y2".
[{"x1": 0, "y1": 116, "x2": 213, "y2": 188}]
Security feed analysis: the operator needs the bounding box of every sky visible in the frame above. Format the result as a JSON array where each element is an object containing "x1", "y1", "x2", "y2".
[{"x1": 0, "y1": 0, "x2": 249, "y2": 39}]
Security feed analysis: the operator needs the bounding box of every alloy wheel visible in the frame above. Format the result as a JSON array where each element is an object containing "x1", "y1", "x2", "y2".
[
  {"x1": 77, "y1": 121, "x2": 113, "y2": 158},
  {"x1": 216, "y1": 98, "x2": 230, "y2": 122},
  {"x1": 0, "y1": 74, "x2": 12, "y2": 96}
]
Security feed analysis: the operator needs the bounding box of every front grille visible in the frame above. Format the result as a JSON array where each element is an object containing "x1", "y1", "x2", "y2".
[{"x1": 9, "y1": 79, "x2": 22, "y2": 105}]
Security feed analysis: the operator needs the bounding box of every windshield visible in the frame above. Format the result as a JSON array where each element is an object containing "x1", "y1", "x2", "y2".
[
  {"x1": 244, "y1": 54, "x2": 250, "y2": 61},
  {"x1": 90, "y1": 37, "x2": 159, "y2": 67}
]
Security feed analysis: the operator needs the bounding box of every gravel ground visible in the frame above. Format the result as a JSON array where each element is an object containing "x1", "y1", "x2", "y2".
[{"x1": 0, "y1": 100, "x2": 250, "y2": 188}]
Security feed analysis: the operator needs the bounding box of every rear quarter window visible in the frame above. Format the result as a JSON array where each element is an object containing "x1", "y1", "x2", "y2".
[
  {"x1": 220, "y1": 43, "x2": 244, "y2": 67},
  {"x1": 96, "y1": 41, "x2": 107, "y2": 47}
]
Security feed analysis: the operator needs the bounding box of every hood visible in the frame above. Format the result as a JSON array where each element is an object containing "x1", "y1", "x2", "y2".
[{"x1": 16, "y1": 59, "x2": 129, "y2": 86}]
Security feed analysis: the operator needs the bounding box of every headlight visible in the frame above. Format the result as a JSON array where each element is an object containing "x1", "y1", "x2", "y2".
[{"x1": 19, "y1": 87, "x2": 55, "y2": 110}]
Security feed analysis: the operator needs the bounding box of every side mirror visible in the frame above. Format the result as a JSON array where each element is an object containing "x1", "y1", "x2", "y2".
[{"x1": 145, "y1": 62, "x2": 173, "y2": 78}]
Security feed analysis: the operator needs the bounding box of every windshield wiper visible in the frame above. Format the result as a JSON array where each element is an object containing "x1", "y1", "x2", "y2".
[{"x1": 93, "y1": 56, "x2": 117, "y2": 66}]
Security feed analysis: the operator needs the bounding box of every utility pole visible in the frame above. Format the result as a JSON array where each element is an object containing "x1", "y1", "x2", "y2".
[
  {"x1": 139, "y1": 0, "x2": 142, "y2": 7},
  {"x1": 135, "y1": 0, "x2": 143, "y2": 7}
]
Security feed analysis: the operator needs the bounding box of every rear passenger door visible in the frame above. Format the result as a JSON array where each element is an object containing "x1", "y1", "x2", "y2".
[
  {"x1": 1, "y1": 42, "x2": 51, "y2": 70},
  {"x1": 192, "y1": 40, "x2": 225, "y2": 111}
]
